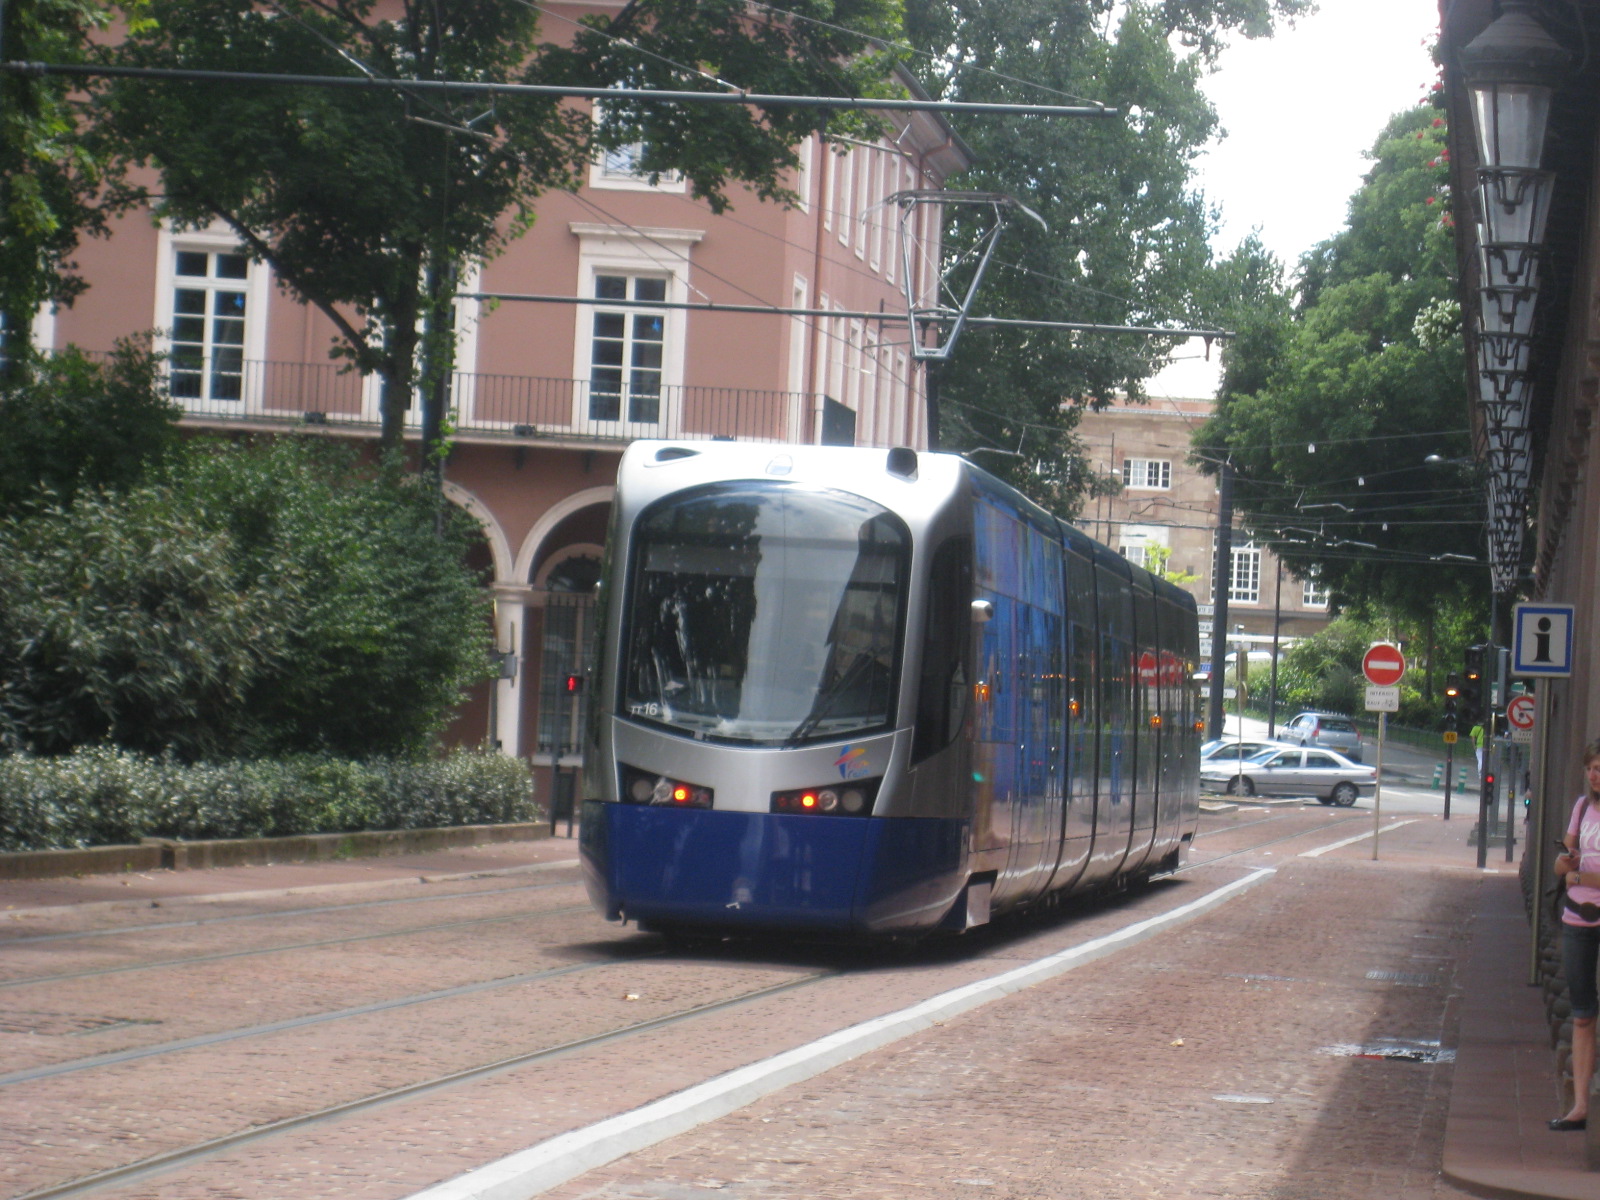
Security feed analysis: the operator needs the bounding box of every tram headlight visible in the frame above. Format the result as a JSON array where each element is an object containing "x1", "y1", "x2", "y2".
[
  {"x1": 770, "y1": 778, "x2": 880, "y2": 816},
  {"x1": 619, "y1": 765, "x2": 714, "y2": 809}
]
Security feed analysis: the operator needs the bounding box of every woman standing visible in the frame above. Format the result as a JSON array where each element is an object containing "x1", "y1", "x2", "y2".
[{"x1": 1552, "y1": 739, "x2": 1600, "y2": 1131}]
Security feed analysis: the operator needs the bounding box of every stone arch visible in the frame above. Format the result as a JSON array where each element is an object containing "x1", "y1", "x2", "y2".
[
  {"x1": 514, "y1": 484, "x2": 614, "y2": 584},
  {"x1": 442, "y1": 479, "x2": 514, "y2": 583}
]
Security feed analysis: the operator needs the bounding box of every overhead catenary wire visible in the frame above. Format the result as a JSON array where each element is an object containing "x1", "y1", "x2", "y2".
[
  {"x1": 463, "y1": 289, "x2": 1229, "y2": 339},
  {"x1": 0, "y1": 60, "x2": 1122, "y2": 118}
]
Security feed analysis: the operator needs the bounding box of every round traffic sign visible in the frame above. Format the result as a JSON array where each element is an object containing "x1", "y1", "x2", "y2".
[
  {"x1": 1507, "y1": 693, "x2": 1536, "y2": 731},
  {"x1": 1362, "y1": 643, "x2": 1406, "y2": 687}
]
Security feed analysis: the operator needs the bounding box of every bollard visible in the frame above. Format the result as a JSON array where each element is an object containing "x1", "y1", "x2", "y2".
[{"x1": 1432, "y1": 763, "x2": 1443, "y2": 789}]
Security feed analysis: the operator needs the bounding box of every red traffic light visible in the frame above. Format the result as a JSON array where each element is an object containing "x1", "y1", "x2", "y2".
[{"x1": 563, "y1": 673, "x2": 584, "y2": 694}]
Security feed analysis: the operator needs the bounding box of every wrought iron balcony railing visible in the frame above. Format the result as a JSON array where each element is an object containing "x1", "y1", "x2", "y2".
[{"x1": 166, "y1": 359, "x2": 822, "y2": 446}]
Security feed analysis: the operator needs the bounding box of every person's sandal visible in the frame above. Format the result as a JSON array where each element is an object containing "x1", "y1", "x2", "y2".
[{"x1": 1549, "y1": 1117, "x2": 1588, "y2": 1132}]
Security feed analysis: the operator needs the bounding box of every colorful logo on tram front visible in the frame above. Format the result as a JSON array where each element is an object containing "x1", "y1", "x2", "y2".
[{"x1": 835, "y1": 746, "x2": 871, "y2": 779}]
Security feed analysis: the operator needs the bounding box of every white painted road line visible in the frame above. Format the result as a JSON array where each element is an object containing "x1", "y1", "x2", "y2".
[
  {"x1": 405, "y1": 867, "x2": 1277, "y2": 1200},
  {"x1": 1299, "y1": 820, "x2": 1419, "y2": 858}
]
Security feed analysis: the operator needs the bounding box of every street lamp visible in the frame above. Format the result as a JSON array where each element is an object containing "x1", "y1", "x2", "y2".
[{"x1": 1460, "y1": 3, "x2": 1566, "y2": 172}]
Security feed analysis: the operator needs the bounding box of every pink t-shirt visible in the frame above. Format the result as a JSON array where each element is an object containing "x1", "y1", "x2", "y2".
[{"x1": 1566, "y1": 796, "x2": 1600, "y2": 926}]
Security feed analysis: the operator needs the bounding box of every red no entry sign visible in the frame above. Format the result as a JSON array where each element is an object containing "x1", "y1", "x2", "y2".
[{"x1": 1362, "y1": 644, "x2": 1406, "y2": 687}]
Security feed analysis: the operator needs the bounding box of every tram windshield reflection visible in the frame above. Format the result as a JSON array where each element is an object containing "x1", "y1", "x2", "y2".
[{"x1": 622, "y1": 483, "x2": 908, "y2": 745}]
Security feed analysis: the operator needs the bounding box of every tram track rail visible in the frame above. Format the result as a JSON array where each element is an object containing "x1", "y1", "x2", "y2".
[
  {"x1": 0, "y1": 941, "x2": 654, "y2": 1088},
  {"x1": 0, "y1": 899, "x2": 595, "y2": 992},
  {"x1": 12, "y1": 970, "x2": 838, "y2": 1200}
]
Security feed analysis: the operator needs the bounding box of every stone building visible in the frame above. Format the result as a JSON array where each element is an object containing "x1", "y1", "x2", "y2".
[{"x1": 1074, "y1": 392, "x2": 1335, "y2": 669}]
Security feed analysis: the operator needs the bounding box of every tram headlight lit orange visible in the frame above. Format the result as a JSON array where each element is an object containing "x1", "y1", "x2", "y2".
[
  {"x1": 801, "y1": 792, "x2": 817, "y2": 809},
  {"x1": 672, "y1": 785, "x2": 690, "y2": 803}
]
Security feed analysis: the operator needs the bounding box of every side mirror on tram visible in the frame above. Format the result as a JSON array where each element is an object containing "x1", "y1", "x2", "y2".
[{"x1": 971, "y1": 599, "x2": 994, "y2": 624}]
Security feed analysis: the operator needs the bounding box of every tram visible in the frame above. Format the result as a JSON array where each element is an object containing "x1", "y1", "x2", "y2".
[{"x1": 579, "y1": 440, "x2": 1201, "y2": 938}]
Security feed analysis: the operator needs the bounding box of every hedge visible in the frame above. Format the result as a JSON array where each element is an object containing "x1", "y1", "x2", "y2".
[{"x1": 0, "y1": 746, "x2": 538, "y2": 852}]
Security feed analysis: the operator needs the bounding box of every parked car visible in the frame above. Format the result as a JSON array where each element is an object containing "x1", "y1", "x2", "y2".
[
  {"x1": 1200, "y1": 739, "x2": 1298, "y2": 762},
  {"x1": 1282, "y1": 711, "x2": 1364, "y2": 761},
  {"x1": 1199, "y1": 746, "x2": 1376, "y2": 806}
]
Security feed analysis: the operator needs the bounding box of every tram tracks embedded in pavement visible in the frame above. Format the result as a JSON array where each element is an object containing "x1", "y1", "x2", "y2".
[
  {"x1": 0, "y1": 899, "x2": 596, "y2": 991},
  {"x1": 0, "y1": 937, "x2": 646, "y2": 1088},
  {"x1": 12, "y1": 970, "x2": 839, "y2": 1200}
]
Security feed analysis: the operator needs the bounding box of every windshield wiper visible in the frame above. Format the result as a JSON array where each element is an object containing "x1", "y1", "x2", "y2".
[{"x1": 785, "y1": 652, "x2": 880, "y2": 746}]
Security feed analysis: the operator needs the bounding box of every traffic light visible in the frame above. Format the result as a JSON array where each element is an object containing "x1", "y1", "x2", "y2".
[
  {"x1": 1442, "y1": 672, "x2": 1460, "y2": 733},
  {"x1": 1462, "y1": 645, "x2": 1484, "y2": 726},
  {"x1": 563, "y1": 673, "x2": 585, "y2": 695}
]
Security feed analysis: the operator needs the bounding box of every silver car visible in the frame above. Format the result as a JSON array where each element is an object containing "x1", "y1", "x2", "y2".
[
  {"x1": 1201, "y1": 739, "x2": 1297, "y2": 763},
  {"x1": 1283, "y1": 712, "x2": 1364, "y2": 761},
  {"x1": 1200, "y1": 746, "x2": 1377, "y2": 806}
]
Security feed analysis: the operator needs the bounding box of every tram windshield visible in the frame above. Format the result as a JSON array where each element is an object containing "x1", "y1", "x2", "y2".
[{"x1": 622, "y1": 483, "x2": 908, "y2": 745}]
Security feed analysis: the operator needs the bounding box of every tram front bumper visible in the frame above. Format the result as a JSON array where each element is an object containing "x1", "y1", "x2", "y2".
[{"x1": 580, "y1": 801, "x2": 968, "y2": 935}]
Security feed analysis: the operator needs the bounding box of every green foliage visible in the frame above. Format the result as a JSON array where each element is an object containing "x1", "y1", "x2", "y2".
[
  {"x1": 903, "y1": 0, "x2": 1304, "y2": 511},
  {"x1": 0, "y1": 0, "x2": 134, "y2": 358},
  {"x1": 1196, "y1": 107, "x2": 1475, "y2": 617},
  {"x1": 0, "y1": 434, "x2": 494, "y2": 760},
  {"x1": 0, "y1": 746, "x2": 537, "y2": 851},
  {"x1": 96, "y1": 0, "x2": 901, "y2": 450},
  {"x1": 0, "y1": 486, "x2": 276, "y2": 759},
  {"x1": 1273, "y1": 616, "x2": 1374, "y2": 718},
  {"x1": 165, "y1": 438, "x2": 496, "y2": 757},
  {"x1": 0, "y1": 337, "x2": 179, "y2": 516}
]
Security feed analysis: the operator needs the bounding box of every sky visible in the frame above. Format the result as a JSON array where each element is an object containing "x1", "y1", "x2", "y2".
[{"x1": 1150, "y1": 0, "x2": 1443, "y2": 397}]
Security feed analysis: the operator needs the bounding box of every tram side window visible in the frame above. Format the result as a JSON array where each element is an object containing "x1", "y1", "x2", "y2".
[{"x1": 912, "y1": 536, "x2": 971, "y2": 763}]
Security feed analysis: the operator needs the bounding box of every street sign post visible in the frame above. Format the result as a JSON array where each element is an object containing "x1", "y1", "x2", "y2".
[
  {"x1": 1362, "y1": 644, "x2": 1406, "y2": 687},
  {"x1": 1362, "y1": 645, "x2": 1405, "y2": 860},
  {"x1": 1512, "y1": 603, "x2": 1574, "y2": 677},
  {"x1": 1507, "y1": 693, "x2": 1536, "y2": 745}
]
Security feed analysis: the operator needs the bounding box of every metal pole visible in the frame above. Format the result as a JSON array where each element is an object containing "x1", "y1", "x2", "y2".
[
  {"x1": 1505, "y1": 737, "x2": 1518, "y2": 863},
  {"x1": 1207, "y1": 458, "x2": 1235, "y2": 740},
  {"x1": 1268, "y1": 559, "x2": 1283, "y2": 738},
  {"x1": 1373, "y1": 711, "x2": 1386, "y2": 860},
  {"x1": 1477, "y1": 593, "x2": 1497, "y2": 869},
  {"x1": 1444, "y1": 738, "x2": 1454, "y2": 821},
  {"x1": 1531, "y1": 685, "x2": 1554, "y2": 985}
]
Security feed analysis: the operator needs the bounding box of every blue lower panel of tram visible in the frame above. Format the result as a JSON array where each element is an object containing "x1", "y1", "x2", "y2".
[{"x1": 581, "y1": 802, "x2": 969, "y2": 934}]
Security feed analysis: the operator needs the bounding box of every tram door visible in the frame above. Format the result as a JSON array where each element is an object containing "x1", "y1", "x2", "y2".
[{"x1": 1053, "y1": 541, "x2": 1098, "y2": 888}]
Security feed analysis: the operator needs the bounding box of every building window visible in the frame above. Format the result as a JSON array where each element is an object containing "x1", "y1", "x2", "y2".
[
  {"x1": 170, "y1": 249, "x2": 250, "y2": 401},
  {"x1": 1302, "y1": 574, "x2": 1329, "y2": 608},
  {"x1": 588, "y1": 274, "x2": 666, "y2": 424},
  {"x1": 1122, "y1": 458, "x2": 1171, "y2": 489},
  {"x1": 1230, "y1": 541, "x2": 1261, "y2": 604},
  {"x1": 1118, "y1": 525, "x2": 1169, "y2": 572},
  {"x1": 589, "y1": 105, "x2": 685, "y2": 193}
]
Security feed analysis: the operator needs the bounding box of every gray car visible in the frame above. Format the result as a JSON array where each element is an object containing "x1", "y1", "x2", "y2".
[
  {"x1": 1283, "y1": 711, "x2": 1364, "y2": 761},
  {"x1": 1199, "y1": 746, "x2": 1376, "y2": 806}
]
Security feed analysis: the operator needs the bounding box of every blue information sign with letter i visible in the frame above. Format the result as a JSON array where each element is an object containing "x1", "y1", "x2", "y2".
[{"x1": 1512, "y1": 602, "x2": 1575, "y2": 677}]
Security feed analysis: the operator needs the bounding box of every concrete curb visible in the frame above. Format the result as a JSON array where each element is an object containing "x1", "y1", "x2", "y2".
[
  {"x1": 405, "y1": 867, "x2": 1278, "y2": 1200},
  {"x1": 0, "y1": 822, "x2": 550, "y2": 882}
]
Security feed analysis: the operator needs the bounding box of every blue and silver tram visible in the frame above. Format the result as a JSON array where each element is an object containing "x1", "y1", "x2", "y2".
[{"x1": 579, "y1": 440, "x2": 1201, "y2": 937}]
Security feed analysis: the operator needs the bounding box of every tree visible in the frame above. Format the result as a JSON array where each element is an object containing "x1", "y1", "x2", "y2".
[
  {"x1": 900, "y1": 0, "x2": 1308, "y2": 514},
  {"x1": 0, "y1": 0, "x2": 131, "y2": 376},
  {"x1": 1195, "y1": 105, "x2": 1477, "y2": 618},
  {"x1": 95, "y1": 0, "x2": 900, "y2": 465},
  {"x1": 0, "y1": 436, "x2": 495, "y2": 760},
  {"x1": 164, "y1": 437, "x2": 495, "y2": 757},
  {"x1": 0, "y1": 485, "x2": 272, "y2": 758},
  {"x1": 0, "y1": 336, "x2": 179, "y2": 516}
]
